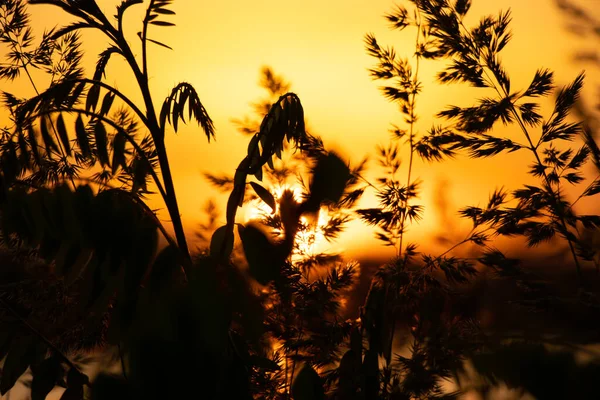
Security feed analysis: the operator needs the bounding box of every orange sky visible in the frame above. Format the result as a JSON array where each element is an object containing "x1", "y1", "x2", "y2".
[{"x1": 12, "y1": 0, "x2": 600, "y2": 261}]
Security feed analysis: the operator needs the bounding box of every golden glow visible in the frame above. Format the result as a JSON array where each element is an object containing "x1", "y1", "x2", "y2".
[
  {"x1": 13, "y1": 0, "x2": 600, "y2": 260},
  {"x1": 245, "y1": 184, "x2": 303, "y2": 222},
  {"x1": 244, "y1": 183, "x2": 335, "y2": 259},
  {"x1": 295, "y1": 212, "x2": 332, "y2": 259}
]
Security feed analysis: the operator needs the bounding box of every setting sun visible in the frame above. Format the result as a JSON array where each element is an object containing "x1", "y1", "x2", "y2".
[{"x1": 1, "y1": 0, "x2": 600, "y2": 399}]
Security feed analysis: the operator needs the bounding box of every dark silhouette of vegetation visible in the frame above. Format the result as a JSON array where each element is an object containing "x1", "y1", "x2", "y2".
[
  {"x1": 359, "y1": 0, "x2": 600, "y2": 398},
  {"x1": 0, "y1": 0, "x2": 599, "y2": 399},
  {"x1": 207, "y1": 67, "x2": 366, "y2": 399}
]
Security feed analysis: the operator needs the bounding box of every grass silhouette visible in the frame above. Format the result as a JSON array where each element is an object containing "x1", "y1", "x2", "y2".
[{"x1": 0, "y1": 0, "x2": 598, "y2": 399}]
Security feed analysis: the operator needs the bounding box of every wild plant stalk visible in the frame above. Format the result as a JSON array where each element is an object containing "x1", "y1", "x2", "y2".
[
  {"x1": 0, "y1": 0, "x2": 218, "y2": 271},
  {"x1": 361, "y1": 6, "x2": 428, "y2": 258},
  {"x1": 450, "y1": 8, "x2": 584, "y2": 283},
  {"x1": 0, "y1": 1, "x2": 82, "y2": 187},
  {"x1": 367, "y1": 0, "x2": 599, "y2": 289},
  {"x1": 0, "y1": 1, "x2": 218, "y2": 397},
  {"x1": 348, "y1": 1, "x2": 600, "y2": 398},
  {"x1": 398, "y1": 11, "x2": 423, "y2": 257},
  {"x1": 209, "y1": 67, "x2": 364, "y2": 397}
]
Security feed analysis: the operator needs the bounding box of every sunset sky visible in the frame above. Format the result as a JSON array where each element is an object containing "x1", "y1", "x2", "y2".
[{"x1": 13, "y1": 0, "x2": 600, "y2": 261}]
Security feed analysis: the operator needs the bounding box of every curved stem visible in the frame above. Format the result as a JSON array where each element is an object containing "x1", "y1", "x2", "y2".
[
  {"x1": 111, "y1": 24, "x2": 192, "y2": 265},
  {"x1": 70, "y1": 78, "x2": 150, "y2": 127},
  {"x1": 569, "y1": 174, "x2": 600, "y2": 211},
  {"x1": 141, "y1": 0, "x2": 156, "y2": 79},
  {"x1": 451, "y1": 6, "x2": 584, "y2": 287},
  {"x1": 70, "y1": 9, "x2": 192, "y2": 266},
  {"x1": 16, "y1": 41, "x2": 76, "y2": 188},
  {"x1": 398, "y1": 17, "x2": 422, "y2": 257},
  {"x1": 32, "y1": 108, "x2": 168, "y2": 202}
]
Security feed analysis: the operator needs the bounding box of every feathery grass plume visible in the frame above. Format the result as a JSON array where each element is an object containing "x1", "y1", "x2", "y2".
[
  {"x1": 404, "y1": 0, "x2": 596, "y2": 287},
  {"x1": 351, "y1": 2, "x2": 494, "y2": 398},
  {"x1": 352, "y1": 0, "x2": 600, "y2": 398},
  {"x1": 361, "y1": 13, "x2": 425, "y2": 257},
  {"x1": 363, "y1": 0, "x2": 600, "y2": 397}
]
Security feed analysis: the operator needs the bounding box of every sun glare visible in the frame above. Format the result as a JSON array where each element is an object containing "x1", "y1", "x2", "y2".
[{"x1": 244, "y1": 184, "x2": 338, "y2": 258}]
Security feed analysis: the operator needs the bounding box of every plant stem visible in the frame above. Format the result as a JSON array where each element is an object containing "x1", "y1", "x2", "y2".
[
  {"x1": 71, "y1": 78, "x2": 150, "y2": 126},
  {"x1": 398, "y1": 16, "x2": 422, "y2": 257},
  {"x1": 17, "y1": 40, "x2": 77, "y2": 188},
  {"x1": 141, "y1": 0, "x2": 155, "y2": 79},
  {"x1": 34, "y1": 108, "x2": 168, "y2": 201},
  {"x1": 508, "y1": 94, "x2": 583, "y2": 286},
  {"x1": 451, "y1": 7, "x2": 584, "y2": 286},
  {"x1": 106, "y1": 24, "x2": 192, "y2": 268},
  {"x1": 569, "y1": 174, "x2": 600, "y2": 211}
]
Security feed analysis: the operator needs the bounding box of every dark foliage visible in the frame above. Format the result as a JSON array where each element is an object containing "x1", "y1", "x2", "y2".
[{"x1": 0, "y1": 1, "x2": 599, "y2": 399}]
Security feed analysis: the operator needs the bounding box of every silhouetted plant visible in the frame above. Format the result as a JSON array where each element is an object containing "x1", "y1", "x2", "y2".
[
  {"x1": 353, "y1": 0, "x2": 600, "y2": 398},
  {"x1": 0, "y1": 0, "x2": 221, "y2": 398},
  {"x1": 0, "y1": 0, "x2": 217, "y2": 263},
  {"x1": 1, "y1": 1, "x2": 600, "y2": 399},
  {"x1": 352, "y1": 2, "x2": 480, "y2": 398},
  {"x1": 360, "y1": 20, "x2": 424, "y2": 257},
  {"x1": 206, "y1": 67, "x2": 367, "y2": 398},
  {"x1": 0, "y1": 1, "x2": 350, "y2": 397},
  {"x1": 384, "y1": 0, "x2": 600, "y2": 289}
]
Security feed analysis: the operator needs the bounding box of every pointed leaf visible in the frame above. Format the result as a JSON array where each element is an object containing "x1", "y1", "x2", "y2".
[
  {"x1": 111, "y1": 132, "x2": 126, "y2": 174},
  {"x1": 146, "y1": 37, "x2": 173, "y2": 50},
  {"x1": 149, "y1": 20, "x2": 175, "y2": 26},
  {"x1": 40, "y1": 117, "x2": 57, "y2": 153},
  {"x1": 75, "y1": 115, "x2": 91, "y2": 158},
  {"x1": 291, "y1": 364, "x2": 325, "y2": 400},
  {"x1": 172, "y1": 101, "x2": 179, "y2": 132},
  {"x1": 67, "y1": 82, "x2": 86, "y2": 108},
  {"x1": 94, "y1": 122, "x2": 110, "y2": 167},
  {"x1": 249, "y1": 182, "x2": 276, "y2": 213},
  {"x1": 86, "y1": 84, "x2": 101, "y2": 113},
  {"x1": 131, "y1": 157, "x2": 149, "y2": 193},
  {"x1": 99, "y1": 92, "x2": 115, "y2": 117},
  {"x1": 56, "y1": 114, "x2": 71, "y2": 155},
  {"x1": 159, "y1": 101, "x2": 169, "y2": 135},
  {"x1": 210, "y1": 225, "x2": 234, "y2": 259},
  {"x1": 152, "y1": 7, "x2": 175, "y2": 15}
]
